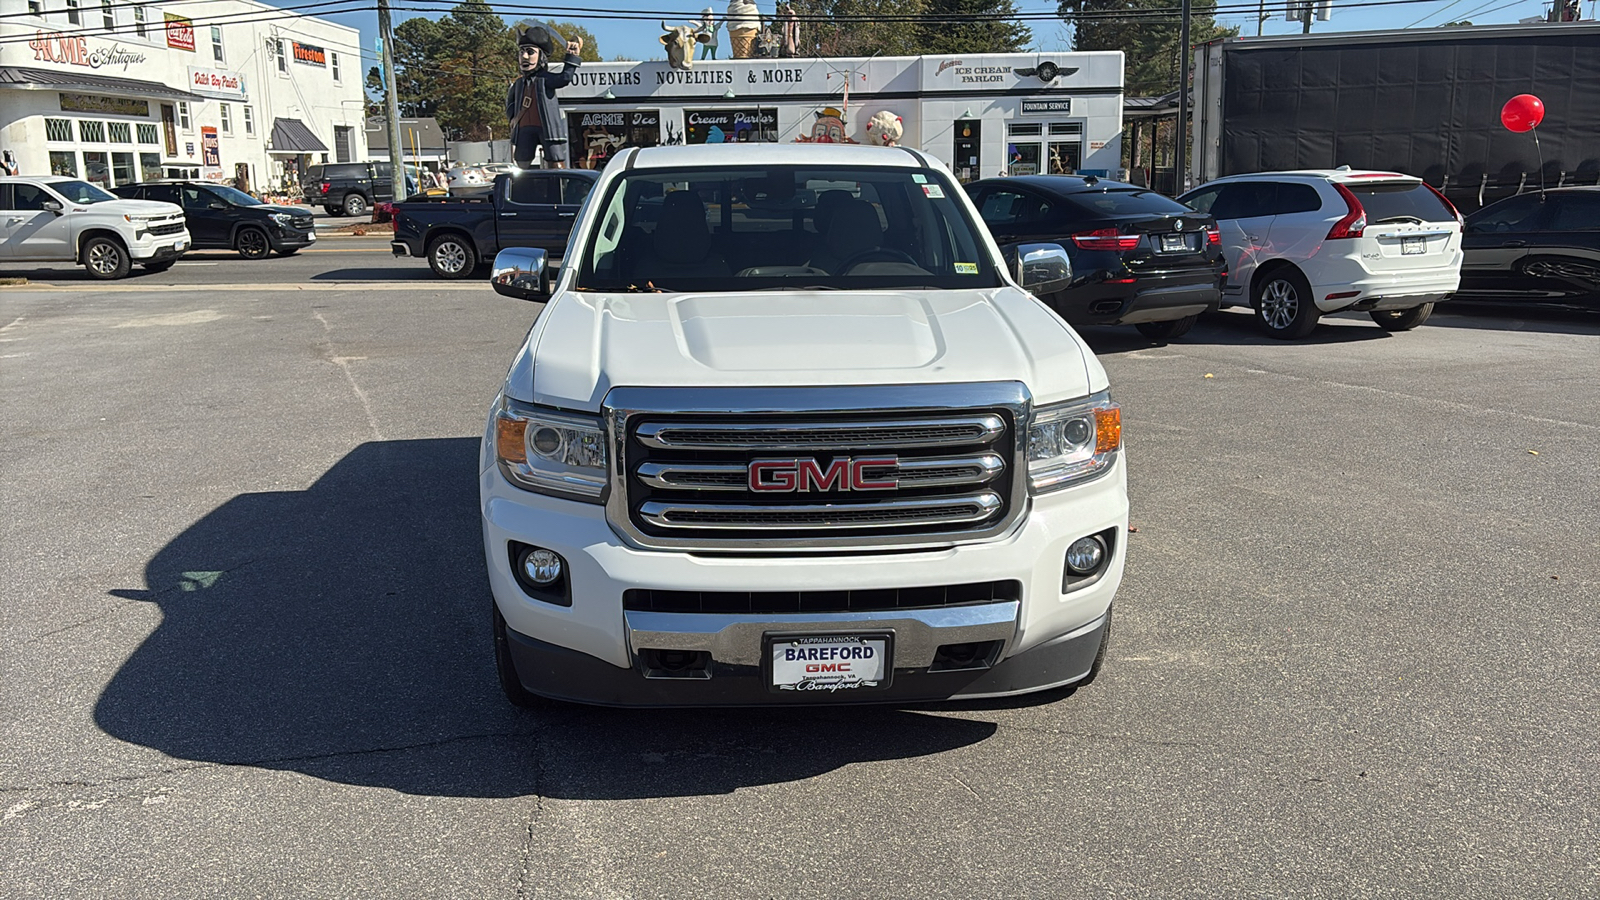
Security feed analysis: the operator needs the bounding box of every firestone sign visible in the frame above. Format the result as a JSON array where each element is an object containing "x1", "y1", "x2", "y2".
[{"x1": 292, "y1": 41, "x2": 327, "y2": 67}]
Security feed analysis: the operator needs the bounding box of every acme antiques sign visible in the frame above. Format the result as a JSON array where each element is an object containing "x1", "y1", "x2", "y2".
[{"x1": 29, "y1": 31, "x2": 148, "y2": 71}]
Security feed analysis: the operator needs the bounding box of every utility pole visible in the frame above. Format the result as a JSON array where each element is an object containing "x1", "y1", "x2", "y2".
[
  {"x1": 1257, "y1": 0, "x2": 1266, "y2": 35},
  {"x1": 377, "y1": 0, "x2": 405, "y2": 194},
  {"x1": 1175, "y1": 0, "x2": 1190, "y2": 195},
  {"x1": 1303, "y1": 1, "x2": 1313, "y2": 33}
]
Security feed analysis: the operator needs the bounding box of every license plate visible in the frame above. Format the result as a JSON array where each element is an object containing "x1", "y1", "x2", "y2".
[
  {"x1": 768, "y1": 634, "x2": 891, "y2": 694},
  {"x1": 1160, "y1": 233, "x2": 1188, "y2": 253},
  {"x1": 1402, "y1": 236, "x2": 1427, "y2": 255},
  {"x1": 175, "y1": 241, "x2": 187, "y2": 251},
  {"x1": 307, "y1": 232, "x2": 316, "y2": 242}
]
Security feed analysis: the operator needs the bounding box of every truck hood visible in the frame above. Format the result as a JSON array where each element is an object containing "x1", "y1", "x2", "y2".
[
  {"x1": 82, "y1": 199, "x2": 183, "y2": 217},
  {"x1": 510, "y1": 288, "x2": 1103, "y2": 412}
]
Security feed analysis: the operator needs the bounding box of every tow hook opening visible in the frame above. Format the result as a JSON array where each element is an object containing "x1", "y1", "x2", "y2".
[
  {"x1": 640, "y1": 648, "x2": 713, "y2": 680},
  {"x1": 930, "y1": 640, "x2": 1004, "y2": 672}
]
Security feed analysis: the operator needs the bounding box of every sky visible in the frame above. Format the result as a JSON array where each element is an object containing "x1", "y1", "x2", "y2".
[{"x1": 319, "y1": 0, "x2": 1587, "y2": 81}]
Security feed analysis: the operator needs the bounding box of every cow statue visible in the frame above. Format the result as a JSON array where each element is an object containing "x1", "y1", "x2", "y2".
[
  {"x1": 864, "y1": 111, "x2": 903, "y2": 147},
  {"x1": 661, "y1": 21, "x2": 711, "y2": 70}
]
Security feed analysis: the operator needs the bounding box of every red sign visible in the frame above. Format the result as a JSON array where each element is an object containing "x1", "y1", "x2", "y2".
[
  {"x1": 165, "y1": 13, "x2": 194, "y2": 52},
  {"x1": 748, "y1": 457, "x2": 899, "y2": 492},
  {"x1": 201, "y1": 126, "x2": 220, "y2": 167}
]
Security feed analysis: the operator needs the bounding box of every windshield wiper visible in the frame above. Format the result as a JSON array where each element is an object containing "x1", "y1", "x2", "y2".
[
  {"x1": 765, "y1": 284, "x2": 843, "y2": 291},
  {"x1": 577, "y1": 282, "x2": 676, "y2": 293}
]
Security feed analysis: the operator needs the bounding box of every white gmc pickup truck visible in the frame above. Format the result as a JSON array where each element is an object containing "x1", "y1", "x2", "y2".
[{"x1": 481, "y1": 145, "x2": 1127, "y2": 707}]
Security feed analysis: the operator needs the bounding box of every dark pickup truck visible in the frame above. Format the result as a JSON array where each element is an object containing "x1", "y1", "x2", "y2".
[{"x1": 390, "y1": 169, "x2": 598, "y2": 278}]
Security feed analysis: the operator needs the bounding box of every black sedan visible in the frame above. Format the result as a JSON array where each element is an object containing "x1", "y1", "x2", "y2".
[
  {"x1": 113, "y1": 182, "x2": 316, "y2": 259},
  {"x1": 965, "y1": 175, "x2": 1227, "y2": 339},
  {"x1": 1458, "y1": 187, "x2": 1600, "y2": 308}
]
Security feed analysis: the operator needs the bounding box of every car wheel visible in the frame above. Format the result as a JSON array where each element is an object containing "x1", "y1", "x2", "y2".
[
  {"x1": 493, "y1": 604, "x2": 541, "y2": 709},
  {"x1": 1370, "y1": 303, "x2": 1434, "y2": 332},
  {"x1": 141, "y1": 260, "x2": 176, "y2": 273},
  {"x1": 82, "y1": 236, "x2": 131, "y2": 280},
  {"x1": 236, "y1": 226, "x2": 271, "y2": 260},
  {"x1": 1253, "y1": 269, "x2": 1319, "y2": 340},
  {"x1": 1134, "y1": 314, "x2": 1199, "y2": 342},
  {"x1": 427, "y1": 235, "x2": 475, "y2": 279},
  {"x1": 342, "y1": 193, "x2": 368, "y2": 217}
]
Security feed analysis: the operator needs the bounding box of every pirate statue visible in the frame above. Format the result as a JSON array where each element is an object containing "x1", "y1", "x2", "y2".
[{"x1": 506, "y1": 24, "x2": 583, "y2": 169}]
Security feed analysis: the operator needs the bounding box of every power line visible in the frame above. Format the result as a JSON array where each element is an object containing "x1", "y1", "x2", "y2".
[{"x1": 0, "y1": 0, "x2": 371, "y2": 47}]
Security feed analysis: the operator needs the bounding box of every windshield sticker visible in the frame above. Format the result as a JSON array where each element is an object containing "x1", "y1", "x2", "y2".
[
  {"x1": 921, "y1": 184, "x2": 946, "y2": 199},
  {"x1": 912, "y1": 173, "x2": 928, "y2": 183},
  {"x1": 954, "y1": 262, "x2": 978, "y2": 274}
]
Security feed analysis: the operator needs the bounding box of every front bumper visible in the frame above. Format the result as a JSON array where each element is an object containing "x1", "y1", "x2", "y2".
[
  {"x1": 481, "y1": 440, "x2": 1128, "y2": 706},
  {"x1": 271, "y1": 228, "x2": 317, "y2": 250},
  {"x1": 129, "y1": 230, "x2": 189, "y2": 261}
]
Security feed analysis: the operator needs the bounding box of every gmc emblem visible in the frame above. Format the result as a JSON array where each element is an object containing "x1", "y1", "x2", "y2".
[{"x1": 748, "y1": 457, "x2": 899, "y2": 492}]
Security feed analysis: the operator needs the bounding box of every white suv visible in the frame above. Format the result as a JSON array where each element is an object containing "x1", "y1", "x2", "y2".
[
  {"x1": 1180, "y1": 169, "x2": 1463, "y2": 339},
  {"x1": 1, "y1": 176, "x2": 189, "y2": 279}
]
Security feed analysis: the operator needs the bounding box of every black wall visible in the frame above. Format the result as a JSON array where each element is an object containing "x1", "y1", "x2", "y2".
[{"x1": 1221, "y1": 32, "x2": 1600, "y2": 208}]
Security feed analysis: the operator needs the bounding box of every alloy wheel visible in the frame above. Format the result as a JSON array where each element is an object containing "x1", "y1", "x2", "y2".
[
  {"x1": 1260, "y1": 279, "x2": 1299, "y2": 332},
  {"x1": 88, "y1": 242, "x2": 122, "y2": 276},
  {"x1": 435, "y1": 241, "x2": 468, "y2": 274},
  {"x1": 239, "y1": 229, "x2": 269, "y2": 259}
]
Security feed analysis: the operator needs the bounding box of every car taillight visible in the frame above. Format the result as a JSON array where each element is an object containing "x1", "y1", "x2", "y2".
[
  {"x1": 1205, "y1": 225, "x2": 1221, "y2": 246},
  {"x1": 1327, "y1": 183, "x2": 1367, "y2": 239},
  {"x1": 1424, "y1": 182, "x2": 1464, "y2": 227},
  {"x1": 1072, "y1": 228, "x2": 1140, "y2": 251},
  {"x1": 319, "y1": 181, "x2": 330, "y2": 195}
]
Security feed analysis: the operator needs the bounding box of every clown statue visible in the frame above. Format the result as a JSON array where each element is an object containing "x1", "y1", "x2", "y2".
[{"x1": 506, "y1": 24, "x2": 583, "y2": 169}]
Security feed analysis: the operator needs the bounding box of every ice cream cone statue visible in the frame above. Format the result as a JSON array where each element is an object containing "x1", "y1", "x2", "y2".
[{"x1": 727, "y1": 0, "x2": 760, "y2": 59}]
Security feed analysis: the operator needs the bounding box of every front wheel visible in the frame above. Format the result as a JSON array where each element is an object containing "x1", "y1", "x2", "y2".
[
  {"x1": 1254, "y1": 269, "x2": 1319, "y2": 340},
  {"x1": 1134, "y1": 314, "x2": 1199, "y2": 342},
  {"x1": 82, "y1": 236, "x2": 131, "y2": 280},
  {"x1": 493, "y1": 605, "x2": 541, "y2": 709},
  {"x1": 342, "y1": 193, "x2": 368, "y2": 217},
  {"x1": 427, "y1": 235, "x2": 475, "y2": 279},
  {"x1": 235, "y1": 226, "x2": 271, "y2": 260},
  {"x1": 1370, "y1": 303, "x2": 1434, "y2": 331}
]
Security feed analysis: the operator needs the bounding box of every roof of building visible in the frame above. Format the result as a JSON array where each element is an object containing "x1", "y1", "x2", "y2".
[
  {"x1": 367, "y1": 117, "x2": 447, "y2": 152},
  {"x1": 0, "y1": 65, "x2": 203, "y2": 101}
]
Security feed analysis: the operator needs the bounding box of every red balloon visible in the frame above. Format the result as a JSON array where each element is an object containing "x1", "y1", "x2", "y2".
[{"x1": 1501, "y1": 94, "x2": 1545, "y2": 133}]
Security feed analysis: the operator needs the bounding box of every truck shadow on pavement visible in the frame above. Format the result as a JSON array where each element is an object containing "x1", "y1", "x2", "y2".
[
  {"x1": 94, "y1": 438, "x2": 995, "y2": 800},
  {"x1": 1077, "y1": 309, "x2": 1395, "y2": 355}
]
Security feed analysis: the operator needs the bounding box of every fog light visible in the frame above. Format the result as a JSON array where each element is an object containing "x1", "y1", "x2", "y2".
[
  {"x1": 520, "y1": 547, "x2": 563, "y2": 585},
  {"x1": 1065, "y1": 536, "x2": 1106, "y2": 575}
]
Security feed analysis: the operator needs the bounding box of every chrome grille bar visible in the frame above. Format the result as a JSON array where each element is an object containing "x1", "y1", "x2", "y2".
[
  {"x1": 638, "y1": 493, "x2": 1003, "y2": 531},
  {"x1": 634, "y1": 415, "x2": 1005, "y2": 451},
  {"x1": 636, "y1": 454, "x2": 1007, "y2": 492}
]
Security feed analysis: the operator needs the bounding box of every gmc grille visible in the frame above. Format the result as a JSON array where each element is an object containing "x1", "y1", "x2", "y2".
[
  {"x1": 624, "y1": 579, "x2": 1022, "y2": 614},
  {"x1": 618, "y1": 400, "x2": 1022, "y2": 547}
]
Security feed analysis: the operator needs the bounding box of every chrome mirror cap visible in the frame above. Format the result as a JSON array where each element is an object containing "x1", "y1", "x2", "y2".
[
  {"x1": 491, "y1": 247, "x2": 550, "y2": 301},
  {"x1": 1009, "y1": 242, "x2": 1073, "y2": 296}
]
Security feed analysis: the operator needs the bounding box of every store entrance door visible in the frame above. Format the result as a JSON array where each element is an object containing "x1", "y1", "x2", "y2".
[{"x1": 953, "y1": 120, "x2": 981, "y2": 183}]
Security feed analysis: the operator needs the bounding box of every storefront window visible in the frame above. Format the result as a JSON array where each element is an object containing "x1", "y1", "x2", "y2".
[
  {"x1": 1007, "y1": 142, "x2": 1041, "y2": 176},
  {"x1": 80, "y1": 120, "x2": 106, "y2": 142},
  {"x1": 84, "y1": 151, "x2": 109, "y2": 188},
  {"x1": 685, "y1": 109, "x2": 778, "y2": 144},
  {"x1": 568, "y1": 110, "x2": 661, "y2": 170},
  {"x1": 108, "y1": 121, "x2": 132, "y2": 143},
  {"x1": 137, "y1": 123, "x2": 158, "y2": 144},
  {"x1": 112, "y1": 152, "x2": 136, "y2": 186},
  {"x1": 1046, "y1": 141, "x2": 1081, "y2": 174},
  {"x1": 49, "y1": 151, "x2": 78, "y2": 177},
  {"x1": 140, "y1": 153, "x2": 162, "y2": 182},
  {"x1": 45, "y1": 118, "x2": 74, "y2": 142}
]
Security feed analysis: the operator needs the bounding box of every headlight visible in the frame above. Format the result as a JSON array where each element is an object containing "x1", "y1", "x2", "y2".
[
  {"x1": 1027, "y1": 391, "x2": 1121, "y2": 494},
  {"x1": 269, "y1": 212, "x2": 293, "y2": 226},
  {"x1": 494, "y1": 397, "x2": 607, "y2": 502}
]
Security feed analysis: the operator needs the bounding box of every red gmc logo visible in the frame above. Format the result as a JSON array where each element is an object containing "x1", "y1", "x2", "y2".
[{"x1": 748, "y1": 457, "x2": 899, "y2": 492}]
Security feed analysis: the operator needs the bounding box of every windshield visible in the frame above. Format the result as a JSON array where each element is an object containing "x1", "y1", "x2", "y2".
[
  {"x1": 576, "y1": 166, "x2": 1001, "y2": 292},
  {"x1": 52, "y1": 180, "x2": 116, "y2": 204},
  {"x1": 208, "y1": 185, "x2": 263, "y2": 206}
]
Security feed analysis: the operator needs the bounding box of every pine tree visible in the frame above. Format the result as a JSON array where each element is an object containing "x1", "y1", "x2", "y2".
[
  {"x1": 916, "y1": 0, "x2": 1032, "y2": 55},
  {"x1": 1059, "y1": 0, "x2": 1236, "y2": 95}
]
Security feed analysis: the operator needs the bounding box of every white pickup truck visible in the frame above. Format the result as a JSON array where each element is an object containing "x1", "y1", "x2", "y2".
[
  {"x1": 0, "y1": 175, "x2": 189, "y2": 279},
  {"x1": 481, "y1": 145, "x2": 1127, "y2": 707}
]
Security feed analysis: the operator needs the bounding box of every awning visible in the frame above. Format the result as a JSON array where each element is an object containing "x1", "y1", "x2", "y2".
[
  {"x1": 268, "y1": 118, "x2": 327, "y2": 154},
  {"x1": 0, "y1": 65, "x2": 203, "y2": 101}
]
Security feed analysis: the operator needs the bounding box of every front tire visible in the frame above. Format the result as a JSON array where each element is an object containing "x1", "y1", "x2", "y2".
[
  {"x1": 1370, "y1": 303, "x2": 1434, "y2": 331},
  {"x1": 493, "y1": 605, "x2": 540, "y2": 709},
  {"x1": 427, "y1": 235, "x2": 476, "y2": 279},
  {"x1": 1134, "y1": 314, "x2": 1199, "y2": 341},
  {"x1": 1253, "y1": 269, "x2": 1319, "y2": 340},
  {"x1": 342, "y1": 193, "x2": 368, "y2": 217},
  {"x1": 82, "y1": 236, "x2": 131, "y2": 280},
  {"x1": 236, "y1": 226, "x2": 271, "y2": 260}
]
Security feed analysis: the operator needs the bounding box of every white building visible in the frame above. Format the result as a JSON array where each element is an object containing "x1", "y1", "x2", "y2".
[
  {"x1": 557, "y1": 52, "x2": 1125, "y2": 182},
  {"x1": 0, "y1": 0, "x2": 366, "y2": 197}
]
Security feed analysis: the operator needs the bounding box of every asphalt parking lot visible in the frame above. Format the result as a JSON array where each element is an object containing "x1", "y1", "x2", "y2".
[{"x1": 2, "y1": 262, "x2": 1597, "y2": 897}]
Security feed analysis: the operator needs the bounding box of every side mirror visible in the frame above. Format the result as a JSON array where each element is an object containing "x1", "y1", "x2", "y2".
[
  {"x1": 491, "y1": 247, "x2": 551, "y2": 301},
  {"x1": 1006, "y1": 242, "x2": 1073, "y2": 295},
  {"x1": 42, "y1": 200, "x2": 63, "y2": 214}
]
